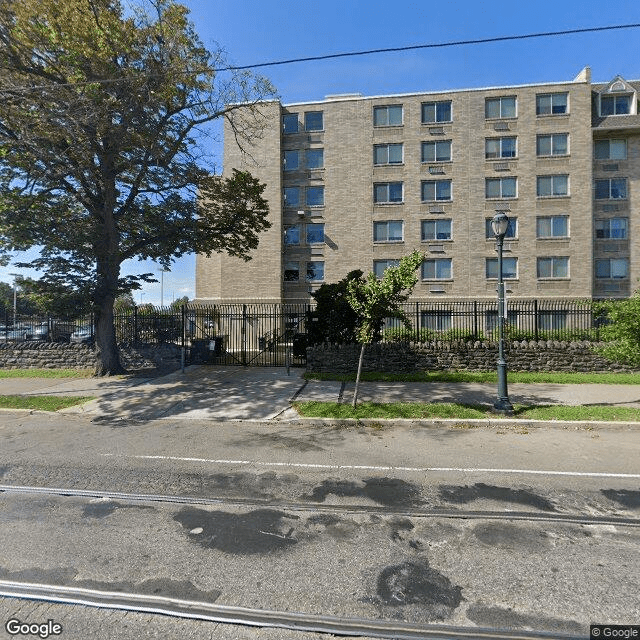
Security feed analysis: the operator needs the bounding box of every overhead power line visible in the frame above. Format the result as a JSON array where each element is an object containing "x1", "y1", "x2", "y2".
[{"x1": 219, "y1": 23, "x2": 640, "y2": 71}]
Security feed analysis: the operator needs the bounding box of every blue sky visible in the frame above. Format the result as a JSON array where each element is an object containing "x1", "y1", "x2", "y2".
[{"x1": 2, "y1": 0, "x2": 640, "y2": 304}]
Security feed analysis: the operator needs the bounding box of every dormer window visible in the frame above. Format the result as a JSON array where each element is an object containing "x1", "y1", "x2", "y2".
[{"x1": 598, "y1": 76, "x2": 637, "y2": 116}]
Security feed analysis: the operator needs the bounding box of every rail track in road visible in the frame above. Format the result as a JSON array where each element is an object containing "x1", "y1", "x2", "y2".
[
  {"x1": 1, "y1": 483, "x2": 638, "y2": 528},
  {"x1": 1, "y1": 482, "x2": 635, "y2": 640}
]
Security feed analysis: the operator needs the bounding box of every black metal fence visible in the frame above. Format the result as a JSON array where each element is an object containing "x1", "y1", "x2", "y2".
[{"x1": 0, "y1": 299, "x2": 604, "y2": 366}]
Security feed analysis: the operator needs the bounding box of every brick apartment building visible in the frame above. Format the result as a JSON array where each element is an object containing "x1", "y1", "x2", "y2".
[{"x1": 195, "y1": 66, "x2": 640, "y2": 305}]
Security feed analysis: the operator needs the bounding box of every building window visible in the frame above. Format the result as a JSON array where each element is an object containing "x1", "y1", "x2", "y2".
[
  {"x1": 537, "y1": 256, "x2": 569, "y2": 279},
  {"x1": 284, "y1": 261, "x2": 299, "y2": 281},
  {"x1": 374, "y1": 220, "x2": 404, "y2": 242},
  {"x1": 594, "y1": 139, "x2": 627, "y2": 160},
  {"x1": 306, "y1": 148, "x2": 324, "y2": 169},
  {"x1": 600, "y1": 95, "x2": 632, "y2": 116},
  {"x1": 486, "y1": 310, "x2": 519, "y2": 333},
  {"x1": 283, "y1": 150, "x2": 299, "y2": 171},
  {"x1": 374, "y1": 182, "x2": 403, "y2": 204},
  {"x1": 306, "y1": 186, "x2": 324, "y2": 207},
  {"x1": 422, "y1": 258, "x2": 452, "y2": 280},
  {"x1": 306, "y1": 261, "x2": 324, "y2": 282},
  {"x1": 485, "y1": 177, "x2": 517, "y2": 199},
  {"x1": 536, "y1": 216, "x2": 568, "y2": 238},
  {"x1": 538, "y1": 311, "x2": 567, "y2": 331},
  {"x1": 536, "y1": 93, "x2": 568, "y2": 115},
  {"x1": 485, "y1": 137, "x2": 517, "y2": 159},
  {"x1": 421, "y1": 310, "x2": 452, "y2": 331},
  {"x1": 373, "y1": 259, "x2": 400, "y2": 278},
  {"x1": 596, "y1": 217, "x2": 628, "y2": 239},
  {"x1": 421, "y1": 140, "x2": 452, "y2": 163},
  {"x1": 537, "y1": 134, "x2": 569, "y2": 157},
  {"x1": 537, "y1": 175, "x2": 568, "y2": 197},
  {"x1": 422, "y1": 219, "x2": 452, "y2": 241},
  {"x1": 595, "y1": 178, "x2": 627, "y2": 200},
  {"x1": 306, "y1": 223, "x2": 325, "y2": 244},
  {"x1": 374, "y1": 143, "x2": 403, "y2": 165},
  {"x1": 421, "y1": 180, "x2": 452, "y2": 202},
  {"x1": 485, "y1": 217, "x2": 517, "y2": 239},
  {"x1": 485, "y1": 96, "x2": 516, "y2": 119},
  {"x1": 596, "y1": 258, "x2": 628, "y2": 279},
  {"x1": 284, "y1": 224, "x2": 301, "y2": 245},
  {"x1": 373, "y1": 105, "x2": 403, "y2": 127},
  {"x1": 421, "y1": 101, "x2": 452, "y2": 123},
  {"x1": 486, "y1": 257, "x2": 518, "y2": 279},
  {"x1": 283, "y1": 187, "x2": 300, "y2": 208},
  {"x1": 282, "y1": 113, "x2": 299, "y2": 134},
  {"x1": 305, "y1": 111, "x2": 324, "y2": 131}
]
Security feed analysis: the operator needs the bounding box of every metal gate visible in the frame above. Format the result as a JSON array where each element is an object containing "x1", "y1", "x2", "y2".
[{"x1": 186, "y1": 304, "x2": 310, "y2": 367}]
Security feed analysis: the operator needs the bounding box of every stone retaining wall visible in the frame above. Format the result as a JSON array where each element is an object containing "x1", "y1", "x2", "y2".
[
  {"x1": 0, "y1": 342, "x2": 182, "y2": 371},
  {"x1": 306, "y1": 341, "x2": 633, "y2": 374}
]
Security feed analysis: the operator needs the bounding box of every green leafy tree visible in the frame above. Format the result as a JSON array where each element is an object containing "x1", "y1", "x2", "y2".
[
  {"x1": 307, "y1": 269, "x2": 364, "y2": 346},
  {"x1": 113, "y1": 292, "x2": 136, "y2": 314},
  {"x1": 593, "y1": 294, "x2": 640, "y2": 366},
  {"x1": 0, "y1": 279, "x2": 39, "y2": 317},
  {"x1": 346, "y1": 251, "x2": 424, "y2": 407},
  {"x1": 16, "y1": 277, "x2": 88, "y2": 318},
  {"x1": 0, "y1": 0, "x2": 274, "y2": 374}
]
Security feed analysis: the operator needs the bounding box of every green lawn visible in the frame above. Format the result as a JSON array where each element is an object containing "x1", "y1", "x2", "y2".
[
  {"x1": 293, "y1": 401, "x2": 640, "y2": 422},
  {"x1": 0, "y1": 368, "x2": 94, "y2": 379},
  {"x1": 305, "y1": 371, "x2": 640, "y2": 385},
  {"x1": 0, "y1": 395, "x2": 94, "y2": 411}
]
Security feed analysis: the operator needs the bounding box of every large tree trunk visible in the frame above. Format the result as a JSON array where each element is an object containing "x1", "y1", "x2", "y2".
[{"x1": 94, "y1": 289, "x2": 126, "y2": 376}]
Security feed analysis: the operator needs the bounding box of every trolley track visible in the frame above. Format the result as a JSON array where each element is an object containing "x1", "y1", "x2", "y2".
[{"x1": 0, "y1": 483, "x2": 638, "y2": 528}]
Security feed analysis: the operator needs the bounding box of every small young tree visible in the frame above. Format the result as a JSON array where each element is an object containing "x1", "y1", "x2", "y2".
[
  {"x1": 346, "y1": 251, "x2": 424, "y2": 408},
  {"x1": 593, "y1": 293, "x2": 640, "y2": 366}
]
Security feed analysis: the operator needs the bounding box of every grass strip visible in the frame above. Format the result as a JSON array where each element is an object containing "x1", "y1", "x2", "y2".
[
  {"x1": 0, "y1": 395, "x2": 94, "y2": 411},
  {"x1": 0, "y1": 368, "x2": 94, "y2": 379},
  {"x1": 293, "y1": 401, "x2": 640, "y2": 422},
  {"x1": 304, "y1": 371, "x2": 640, "y2": 385}
]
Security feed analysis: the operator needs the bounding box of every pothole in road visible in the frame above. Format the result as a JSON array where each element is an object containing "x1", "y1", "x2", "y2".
[{"x1": 375, "y1": 559, "x2": 463, "y2": 620}]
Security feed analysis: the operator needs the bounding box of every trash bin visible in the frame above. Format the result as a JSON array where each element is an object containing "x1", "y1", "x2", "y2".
[
  {"x1": 292, "y1": 333, "x2": 308, "y2": 359},
  {"x1": 210, "y1": 336, "x2": 224, "y2": 356},
  {"x1": 191, "y1": 340, "x2": 210, "y2": 363}
]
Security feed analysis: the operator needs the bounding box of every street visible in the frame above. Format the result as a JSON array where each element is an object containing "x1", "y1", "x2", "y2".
[{"x1": 0, "y1": 410, "x2": 638, "y2": 639}]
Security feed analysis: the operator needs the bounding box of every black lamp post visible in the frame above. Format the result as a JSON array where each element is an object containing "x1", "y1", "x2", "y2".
[{"x1": 491, "y1": 212, "x2": 514, "y2": 414}]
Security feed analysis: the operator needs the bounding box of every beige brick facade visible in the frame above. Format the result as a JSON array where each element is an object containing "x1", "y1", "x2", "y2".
[{"x1": 195, "y1": 68, "x2": 640, "y2": 303}]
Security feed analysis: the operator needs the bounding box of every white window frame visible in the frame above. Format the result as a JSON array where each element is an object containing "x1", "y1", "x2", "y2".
[
  {"x1": 485, "y1": 177, "x2": 517, "y2": 199},
  {"x1": 421, "y1": 258, "x2": 452, "y2": 281},
  {"x1": 536, "y1": 92, "x2": 568, "y2": 116},
  {"x1": 537, "y1": 256, "x2": 569, "y2": 279},
  {"x1": 422, "y1": 219, "x2": 452, "y2": 241},
  {"x1": 421, "y1": 140, "x2": 452, "y2": 163},
  {"x1": 485, "y1": 136, "x2": 517, "y2": 159},
  {"x1": 594, "y1": 139, "x2": 627, "y2": 160},
  {"x1": 599, "y1": 94, "x2": 633, "y2": 117},
  {"x1": 536, "y1": 133, "x2": 569, "y2": 157},
  {"x1": 536, "y1": 215, "x2": 569, "y2": 239},
  {"x1": 595, "y1": 258, "x2": 629, "y2": 279},
  {"x1": 374, "y1": 143, "x2": 404, "y2": 166},
  {"x1": 421, "y1": 310, "x2": 452, "y2": 331},
  {"x1": 421, "y1": 100, "x2": 452, "y2": 124},
  {"x1": 486, "y1": 257, "x2": 518, "y2": 280},
  {"x1": 537, "y1": 175, "x2": 569, "y2": 198},
  {"x1": 595, "y1": 217, "x2": 628, "y2": 239},
  {"x1": 594, "y1": 178, "x2": 627, "y2": 200},
  {"x1": 374, "y1": 182, "x2": 404, "y2": 204},
  {"x1": 485, "y1": 96, "x2": 517, "y2": 119},
  {"x1": 373, "y1": 220, "x2": 404, "y2": 243},
  {"x1": 421, "y1": 179, "x2": 452, "y2": 202},
  {"x1": 373, "y1": 259, "x2": 400, "y2": 278},
  {"x1": 373, "y1": 105, "x2": 403, "y2": 127}
]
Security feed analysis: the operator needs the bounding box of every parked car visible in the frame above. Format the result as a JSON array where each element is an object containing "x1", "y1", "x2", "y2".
[
  {"x1": 70, "y1": 326, "x2": 95, "y2": 344},
  {"x1": 0, "y1": 325, "x2": 28, "y2": 341},
  {"x1": 28, "y1": 323, "x2": 50, "y2": 341}
]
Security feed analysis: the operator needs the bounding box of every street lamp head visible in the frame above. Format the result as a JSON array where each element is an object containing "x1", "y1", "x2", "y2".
[{"x1": 491, "y1": 212, "x2": 510, "y2": 239}]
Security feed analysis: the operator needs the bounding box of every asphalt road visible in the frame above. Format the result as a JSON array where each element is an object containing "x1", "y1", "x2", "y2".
[{"x1": 0, "y1": 411, "x2": 638, "y2": 639}]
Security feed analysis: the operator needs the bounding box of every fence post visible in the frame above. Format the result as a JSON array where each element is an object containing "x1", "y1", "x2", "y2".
[
  {"x1": 132, "y1": 305, "x2": 138, "y2": 343},
  {"x1": 415, "y1": 302, "x2": 419, "y2": 342},
  {"x1": 181, "y1": 304, "x2": 186, "y2": 373},
  {"x1": 242, "y1": 304, "x2": 247, "y2": 366},
  {"x1": 534, "y1": 299, "x2": 539, "y2": 341},
  {"x1": 473, "y1": 301, "x2": 478, "y2": 340}
]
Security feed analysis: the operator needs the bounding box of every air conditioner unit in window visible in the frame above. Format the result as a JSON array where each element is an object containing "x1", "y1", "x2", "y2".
[{"x1": 297, "y1": 210, "x2": 305, "y2": 217}]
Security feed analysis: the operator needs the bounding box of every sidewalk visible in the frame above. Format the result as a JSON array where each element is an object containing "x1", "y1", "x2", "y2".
[{"x1": 2, "y1": 365, "x2": 640, "y2": 421}]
